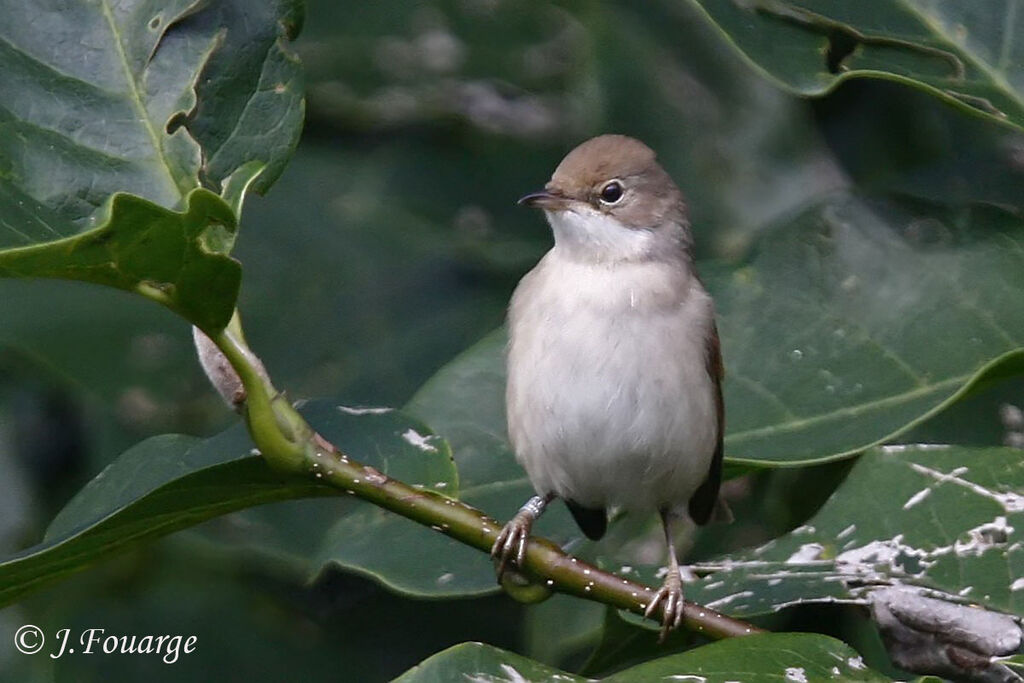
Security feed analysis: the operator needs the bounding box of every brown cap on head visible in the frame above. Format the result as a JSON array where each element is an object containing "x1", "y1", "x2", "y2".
[
  {"x1": 519, "y1": 134, "x2": 686, "y2": 231},
  {"x1": 550, "y1": 135, "x2": 658, "y2": 194}
]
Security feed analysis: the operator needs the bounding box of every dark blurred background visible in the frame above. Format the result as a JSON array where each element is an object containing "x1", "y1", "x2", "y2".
[{"x1": 1, "y1": 1, "x2": 1021, "y2": 680}]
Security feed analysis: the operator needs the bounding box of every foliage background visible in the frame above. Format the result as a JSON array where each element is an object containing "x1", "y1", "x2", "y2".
[{"x1": 0, "y1": 0, "x2": 1021, "y2": 680}]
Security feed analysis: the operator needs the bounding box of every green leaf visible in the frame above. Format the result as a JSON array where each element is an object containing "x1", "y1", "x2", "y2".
[
  {"x1": 181, "y1": 0, "x2": 305, "y2": 195},
  {"x1": 0, "y1": 0, "x2": 200, "y2": 220},
  {"x1": 0, "y1": 0, "x2": 304, "y2": 327},
  {"x1": 523, "y1": 595, "x2": 605, "y2": 670},
  {"x1": 312, "y1": 497, "x2": 495, "y2": 598},
  {"x1": 1003, "y1": 654, "x2": 1024, "y2": 676},
  {"x1": 0, "y1": 0, "x2": 303, "y2": 226},
  {"x1": 690, "y1": 0, "x2": 1024, "y2": 130},
  {"x1": 395, "y1": 635, "x2": 888, "y2": 682},
  {"x1": 312, "y1": 374, "x2": 528, "y2": 595},
  {"x1": 393, "y1": 642, "x2": 588, "y2": 683},
  {"x1": 900, "y1": 377, "x2": 1024, "y2": 447},
  {"x1": 578, "y1": 604, "x2": 701, "y2": 676},
  {"x1": 605, "y1": 632, "x2": 888, "y2": 681},
  {"x1": 0, "y1": 188, "x2": 241, "y2": 331},
  {"x1": 665, "y1": 446, "x2": 1024, "y2": 619},
  {"x1": 0, "y1": 401, "x2": 456, "y2": 607},
  {"x1": 713, "y1": 197, "x2": 1024, "y2": 466}
]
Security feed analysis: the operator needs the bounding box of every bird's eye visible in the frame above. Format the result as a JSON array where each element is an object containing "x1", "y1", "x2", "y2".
[{"x1": 598, "y1": 180, "x2": 623, "y2": 205}]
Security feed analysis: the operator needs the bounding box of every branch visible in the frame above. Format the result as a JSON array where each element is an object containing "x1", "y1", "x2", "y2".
[
  {"x1": 869, "y1": 586, "x2": 1023, "y2": 682},
  {"x1": 203, "y1": 313, "x2": 763, "y2": 641}
]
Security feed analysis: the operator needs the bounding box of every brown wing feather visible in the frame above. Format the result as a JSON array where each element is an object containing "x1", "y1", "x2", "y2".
[{"x1": 688, "y1": 321, "x2": 725, "y2": 526}]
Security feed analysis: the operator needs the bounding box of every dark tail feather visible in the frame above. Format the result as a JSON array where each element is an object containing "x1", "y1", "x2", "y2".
[
  {"x1": 565, "y1": 500, "x2": 607, "y2": 540},
  {"x1": 688, "y1": 439, "x2": 724, "y2": 526}
]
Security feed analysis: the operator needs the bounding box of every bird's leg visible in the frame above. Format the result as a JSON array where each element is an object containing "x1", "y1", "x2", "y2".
[
  {"x1": 491, "y1": 493, "x2": 554, "y2": 581},
  {"x1": 644, "y1": 508, "x2": 686, "y2": 642}
]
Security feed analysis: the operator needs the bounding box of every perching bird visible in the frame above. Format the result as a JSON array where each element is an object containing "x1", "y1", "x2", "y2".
[{"x1": 492, "y1": 134, "x2": 724, "y2": 637}]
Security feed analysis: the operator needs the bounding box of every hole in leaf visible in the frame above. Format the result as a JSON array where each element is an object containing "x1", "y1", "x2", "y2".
[
  {"x1": 149, "y1": 15, "x2": 161, "y2": 30},
  {"x1": 165, "y1": 111, "x2": 188, "y2": 135},
  {"x1": 825, "y1": 28, "x2": 858, "y2": 73},
  {"x1": 199, "y1": 223, "x2": 234, "y2": 255}
]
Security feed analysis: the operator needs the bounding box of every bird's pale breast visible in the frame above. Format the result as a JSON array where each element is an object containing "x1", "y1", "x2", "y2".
[{"x1": 506, "y1": 249, "x2": 718, "y2": 513}]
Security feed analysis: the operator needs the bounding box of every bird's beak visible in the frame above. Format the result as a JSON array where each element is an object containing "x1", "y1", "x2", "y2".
[{"x1": 517, "y1": 189, "x2": 569, "y2": 210}]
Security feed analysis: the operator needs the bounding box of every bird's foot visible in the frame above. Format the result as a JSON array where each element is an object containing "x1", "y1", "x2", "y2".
[
  {"x1": 645, "y1": 566, "x2": 685, "y2": 642},
  {"x1": 492, "y1": 495, "x2": 552, "y2": 583},
  {"x1": 491, "y1": 510, "x2": 535, "y2": 581}
]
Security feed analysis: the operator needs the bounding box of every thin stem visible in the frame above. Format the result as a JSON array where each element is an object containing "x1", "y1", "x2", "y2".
[
  {"x1": 209, "y1": 313, "x2": 308, "y2": 472},
  {"x1": 209, "y1": 312, "x2": 764, "y2": 641}
]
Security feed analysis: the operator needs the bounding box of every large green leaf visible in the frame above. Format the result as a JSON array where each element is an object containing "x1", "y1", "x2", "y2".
[
  {"x1": 0, "y1": 188, "x2": 241, "y2": 331},
  {"x1": 0, "y1": 0, "x2": 199, "y2": 220},
  {"x1": 714, "y1": 197, "x2": 1024, "y2": 466},
  {"x1": 181, "y1": 0, "x2": 305, "y2": 195},
  {"x1": 0, "y1": 0, "x2": 303, "y2": 225},
  {"x1": 653, "y1": 446, "x2": 1024, "y2": 620},
  {"x1": 395, "y1": 635, "x2": 888, "y2": 682},
  {"x1": 523, "y1": 595, "x2": 606, "y2": 670},
  {"x1": 689, "y1": 0, "x2": 1024, "y2": 130},
  {"x1": 0, "y1": 0, "x2": 304, "y2": 329},
  {"x1": 606, "y1": 632, "x2": 889, "y2": 681},
  {"x1": 394, "y1": 642, "x2": 588, "y2": 683},
  {"x1": 0, "y1": 401, "x2": 456, "y2": 606},
  {"x1": 312, "y1": 347, "x2": 533, "y2": 596}
]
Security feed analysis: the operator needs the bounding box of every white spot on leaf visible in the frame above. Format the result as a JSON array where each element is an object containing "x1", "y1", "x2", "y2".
[
  {"x1": 705, "y1": 590, "x2": 755, "y2": 609},
  {"x1": 954, "y1": 516, "x2": 1014, "y2": 556},
  {"x1": 463, "y1": 663, "x2": 528, "y2": 683},
  {"x1": 337, "y1": 405, "x2": 393, "y2": 415},
  {"x1": 784, "y1": 667, "x2": 807, "y2": 682},
  {"x1": 910, "y1": 463, "x2": 1023, "y2": 512},
  {"x1": 786, "y1": 543, "x2": 824, "y2": 563},
  {"x1": 902, "y1": 487, "x2": 931, "y2": 509},
  {"x1": 402, "y1": 428, "x2": 438, "y2": 452}
]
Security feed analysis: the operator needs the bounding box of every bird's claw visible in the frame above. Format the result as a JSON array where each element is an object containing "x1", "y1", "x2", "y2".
[
  {"x1": 644, "y1": 569, "x2": 685, "y2": 642},
  {"x1": 491, "y1": 513, "x2": 532, "y2": 581}
]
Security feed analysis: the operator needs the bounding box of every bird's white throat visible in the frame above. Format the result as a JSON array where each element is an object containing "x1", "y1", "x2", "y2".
[{"x1": 545, "y1": 205, "x2": 658, "y2": 263}]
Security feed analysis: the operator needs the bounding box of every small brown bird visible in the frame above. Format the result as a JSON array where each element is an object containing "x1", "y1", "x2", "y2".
[{"x1": 492, "y1": 134, "x2": 724, "y2": 638}]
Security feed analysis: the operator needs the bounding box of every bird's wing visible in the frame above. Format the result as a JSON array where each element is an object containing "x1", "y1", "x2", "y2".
[
  {"x1": 687, "y1": 321, "x2": 725, "y2": 526},
  {"x1": 565, "y1": 499, "x2": 608, "y2": 540}
]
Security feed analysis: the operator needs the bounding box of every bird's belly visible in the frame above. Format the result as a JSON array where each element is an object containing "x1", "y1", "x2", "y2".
[{"x1": 507, "y1": 294, "x2": 717, "y2": 512}]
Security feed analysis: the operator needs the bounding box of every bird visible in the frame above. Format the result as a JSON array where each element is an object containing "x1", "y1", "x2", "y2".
[{"x1": 492, "y1": 134, "x2": 725, "y2": 638}]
